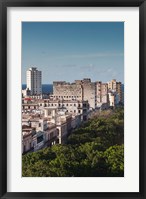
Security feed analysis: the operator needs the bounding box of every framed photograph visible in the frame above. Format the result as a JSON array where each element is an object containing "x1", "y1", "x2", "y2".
[{"x1": 0, "y1": 0, "x2": 146, "y2": 198}]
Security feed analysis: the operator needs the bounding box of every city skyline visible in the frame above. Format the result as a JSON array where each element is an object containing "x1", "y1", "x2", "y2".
[
  {"x1": 22, "y1": 22, "x2": 124, "y2": 84},
  {"x1": 23, "y1": 72, "x2": 123, "y2": 85}
]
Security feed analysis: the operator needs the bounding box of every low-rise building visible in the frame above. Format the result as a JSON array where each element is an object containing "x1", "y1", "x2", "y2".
[
  {"x1": 38, "y1": 99, "x2": 89, "y2": 121},
  {"x1": 22, "y1": 127, "x2": 33, "y2": 153}
]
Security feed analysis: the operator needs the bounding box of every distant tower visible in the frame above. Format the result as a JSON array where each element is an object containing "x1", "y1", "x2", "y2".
[{"x1": 26, "y1": 67, "x2": 42, "y2": 95}]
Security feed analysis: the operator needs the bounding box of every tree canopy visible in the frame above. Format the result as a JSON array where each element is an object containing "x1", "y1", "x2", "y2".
[{"x1": 22, "y1": 107, "x2": 124, "y2": 177}]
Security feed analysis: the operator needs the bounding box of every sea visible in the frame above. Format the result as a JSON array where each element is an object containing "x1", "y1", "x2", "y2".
[{"x1": 22, "y1": 84, "x2": 53, "y2": 94}]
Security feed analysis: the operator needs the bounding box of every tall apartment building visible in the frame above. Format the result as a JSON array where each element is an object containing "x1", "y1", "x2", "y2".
[
  {"x1": 26, "y1": 67, "x2": 42, "y2": 95},
  {"x1": 82, "y1": 79, "x2": 96, "y2": 109},
  {"x1": 96, "y1": 81, "x2": 108, "y2": 107},
  {"x1": 108, "y1": 79, "x2": 117, "y2": 90},
  {"x1": 108, "y1": 79, "x2": 122, "y2": 103}
]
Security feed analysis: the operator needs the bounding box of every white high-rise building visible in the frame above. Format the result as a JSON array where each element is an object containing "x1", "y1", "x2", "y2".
[{"x1": 26, "y1": 67, "x2": 42, "y2": 95}]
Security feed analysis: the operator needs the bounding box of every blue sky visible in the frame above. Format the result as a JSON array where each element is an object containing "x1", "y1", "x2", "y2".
[{"x1": 22, "y1": 22, "x2": 124, "y2": 84}]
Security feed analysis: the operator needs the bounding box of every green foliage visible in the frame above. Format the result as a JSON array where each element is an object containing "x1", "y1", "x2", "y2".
[
  {"x1": 22, "y1": 108, "x2": 124, "y2": 177},
  {"x1": 104, "y1": 145, "x2": 124, "y2": 176}
]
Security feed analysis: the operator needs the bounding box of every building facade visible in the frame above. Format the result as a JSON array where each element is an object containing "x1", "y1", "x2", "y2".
[
  {"x1": 108, "y1": 79, "x2": 122, "y2": 103},
  {"x1": 82, "y1": 79, "x2": 96, "y2": 109},
  {"x1": 26, "y1": 67, "x2": 42, "y2": 95},
  {"x1": 52, "y1": 78, "x2": 123, "y2": 109},
  {"x1": 95, "y1": 81, "x2": 108, "y2": 107},
  {"x1": 53, "y1": 79, "x2": 96, "y2": 109},
  {"x1": 53, "y1": 81, "x2": 83, "y2": 101}
]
